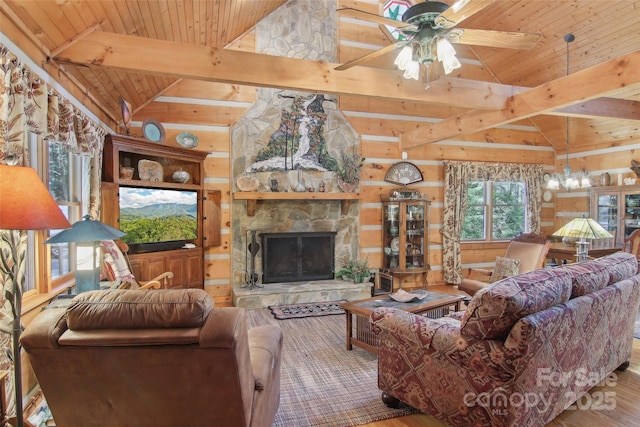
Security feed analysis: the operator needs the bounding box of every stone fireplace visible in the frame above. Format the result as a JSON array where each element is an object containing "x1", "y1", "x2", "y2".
[{"x1": 230, "y1": 0, "x2": 371, "y2": 308}]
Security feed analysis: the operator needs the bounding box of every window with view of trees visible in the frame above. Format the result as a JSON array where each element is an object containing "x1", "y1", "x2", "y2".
[
  {"x1": 461, "y1": 181, "x2": 527, "y2": 241},
  {"x1": 25, "y1": 133, "x2": 87, "y2": 297}
]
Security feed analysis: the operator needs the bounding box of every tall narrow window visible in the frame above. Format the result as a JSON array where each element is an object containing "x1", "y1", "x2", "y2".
[{"x1": 25, "y1": 134, "x2": 87, "y2": 296}]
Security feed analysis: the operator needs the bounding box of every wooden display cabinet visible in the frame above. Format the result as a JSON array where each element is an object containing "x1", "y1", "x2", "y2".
[
  {"x1": 590, "y1": 185, "x2": 640, "y2": 247},
  {"x1": 381, "y1": 192, "x2": 430, "y2": 290},
  {"x1": 101, "y1": 134, "x2": 220, "y2": 289}
]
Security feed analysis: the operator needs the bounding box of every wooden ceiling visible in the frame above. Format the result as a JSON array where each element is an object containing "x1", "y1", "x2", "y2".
[{"x1": 2, "y1": 0, "x2": 639, "y2": 151}]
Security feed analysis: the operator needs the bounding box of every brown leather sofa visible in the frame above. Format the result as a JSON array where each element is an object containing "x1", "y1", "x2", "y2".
[{"x1": 21, "y1": 289, "x2": 283, "y2": 427}]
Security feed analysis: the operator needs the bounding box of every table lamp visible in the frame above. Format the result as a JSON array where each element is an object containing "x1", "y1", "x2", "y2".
[
  {"x1": 552, "y1": 217, "x2": 613, "y2": 262},
  {"x1": 45, "y1": 216, "x2": 125, "y2": 293},
  {"x1": 0, "y1": 164, "x2": 72, "y2": 427}
]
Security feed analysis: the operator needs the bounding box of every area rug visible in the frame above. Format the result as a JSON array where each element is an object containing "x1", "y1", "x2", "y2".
[
  {"x1": 269, "y1": 300, "x2": 346, "y2": 320},
  {"x1": 247, "y1": 309, "x2": 417, "y2": 427}
]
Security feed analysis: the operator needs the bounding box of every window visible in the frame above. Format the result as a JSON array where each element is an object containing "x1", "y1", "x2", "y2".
[
  {"x1": 25, "y1": 133, "x2": 88, "y2": 297},
  {"x1": 461, "y1": 181, "x2": 527, "y2": 241}
]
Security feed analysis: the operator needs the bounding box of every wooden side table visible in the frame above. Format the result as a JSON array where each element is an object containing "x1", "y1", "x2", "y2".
[{"x1": 547, "y1": 242, "x2": 621, "y2": 264}]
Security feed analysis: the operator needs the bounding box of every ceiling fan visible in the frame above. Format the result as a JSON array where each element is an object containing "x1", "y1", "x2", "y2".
[{"x1": 336, "y1": 0, "x2": 541, "y2": 80}]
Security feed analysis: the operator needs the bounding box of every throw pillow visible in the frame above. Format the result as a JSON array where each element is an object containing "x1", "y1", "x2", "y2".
[{"x1": 489, "y1": 256, "x2": 521, "y2": 283}]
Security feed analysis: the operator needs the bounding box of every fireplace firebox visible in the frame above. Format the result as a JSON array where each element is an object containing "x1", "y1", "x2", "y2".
[{"x1": 261, "y1": 232, "x2": 336, "y2": 283}]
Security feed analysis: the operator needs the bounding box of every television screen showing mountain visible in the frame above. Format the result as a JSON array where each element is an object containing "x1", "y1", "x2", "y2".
[{"x1": 119, "y1": 187, "x2": 198, "y2": 245}]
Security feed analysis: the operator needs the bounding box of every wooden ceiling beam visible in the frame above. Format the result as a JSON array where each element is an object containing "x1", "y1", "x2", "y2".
[
  {"x1": 549, "y1": 98, "x2": 640, "y2": 121},
  {"x1": 49, "y1": 24, "x2": 102, "y2": 59},
  {"x1": 52, "y1": 31, "x2": 523, "y2": 109},
  {"x1": 401, "y1": 50, "x2": 640, "y2": 149}
]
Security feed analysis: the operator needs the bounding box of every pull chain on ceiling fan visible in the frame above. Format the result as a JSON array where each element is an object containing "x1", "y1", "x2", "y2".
[{"x1": 336, "y1": 0, "x2": 541, "y2": 84}]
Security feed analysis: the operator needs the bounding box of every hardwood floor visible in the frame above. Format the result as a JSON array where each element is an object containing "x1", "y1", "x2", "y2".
[{"x1": 362, "y1": 319, "x2": 640, "y2": 426}]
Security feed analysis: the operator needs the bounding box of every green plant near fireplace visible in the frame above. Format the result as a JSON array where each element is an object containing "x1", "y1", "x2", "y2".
[{"x1": 336, "y1": 258, "x2": 371, "y2": 283}]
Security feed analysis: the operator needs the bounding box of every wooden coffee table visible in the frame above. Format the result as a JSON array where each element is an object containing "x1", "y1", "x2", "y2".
[{"x1": 340, "y1": 291, "x2": 465, "y2": 354}]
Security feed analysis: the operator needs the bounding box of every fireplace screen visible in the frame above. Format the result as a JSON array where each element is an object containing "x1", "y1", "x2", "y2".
[{"x1": 261, "y1": 232, "x2": 336, "y2": 283}]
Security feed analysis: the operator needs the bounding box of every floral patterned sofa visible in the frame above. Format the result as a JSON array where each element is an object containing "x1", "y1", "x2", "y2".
[{"x1": 371, "y1": 252, "x2": 640, "y2": 427}]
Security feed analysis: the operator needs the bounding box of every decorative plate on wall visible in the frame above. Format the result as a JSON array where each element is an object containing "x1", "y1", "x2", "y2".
[
  {"x1": 176, "y1": 131, "x2": 199, "y2": 148},
  {"x1": 142, "y1": 118, "x2": 166, "y2": 143},
  {"x1": 384, "y1": 161, "x2": 423, "y2": 186}
]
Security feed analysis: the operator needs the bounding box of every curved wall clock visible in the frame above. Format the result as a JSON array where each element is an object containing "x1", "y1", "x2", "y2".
[{"x1": 384, "y1": 161, "x2": 423, "y2": 186}]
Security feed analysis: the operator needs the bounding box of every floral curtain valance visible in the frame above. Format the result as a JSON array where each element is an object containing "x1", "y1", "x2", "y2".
[
  {"x1": 0, "y1": 44, "x2": 106, "y2": 214},
  {"x1": 442, "y1": 160, "x2": 544, "y2": 284},
  {"x1": 0, "y1": 45, "x2": 106, "y2": 157}
]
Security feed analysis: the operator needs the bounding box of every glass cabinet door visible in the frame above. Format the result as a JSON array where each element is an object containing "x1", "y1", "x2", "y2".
[
  {"x1": 595, "y1": 193, "x2": 618, "y2": 239},
  {"x1": 383, "y1": 202, "x2": 400, "y2": 269},
  {"x1": 405, "y1": 202, "x2": 425, "y2": 269},
  {"x1": 624, "y1": 193, "x2": 640, "y2": 238}
]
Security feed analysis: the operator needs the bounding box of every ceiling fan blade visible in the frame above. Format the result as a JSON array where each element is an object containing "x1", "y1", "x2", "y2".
[
  {"x1": 338, "y1": 8, "x2": 417, "y2": 31},
  {"x1": 437, "y1": 0, "x2": 498, "y2": 27},
  {"x1": 335, "y1": 42, "x2": 404, "y2": 71},
  {"x1": 454, "y1": 28, "x2": 541, "y2": 49}
]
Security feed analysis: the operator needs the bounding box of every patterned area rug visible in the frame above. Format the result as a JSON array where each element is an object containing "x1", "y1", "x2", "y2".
[
  {"x1": 247, "y1": 309, "x2": 418, "y2": 427},
  {"x1": 269, "y1": 300, "x2": 346, "y2": 320}
]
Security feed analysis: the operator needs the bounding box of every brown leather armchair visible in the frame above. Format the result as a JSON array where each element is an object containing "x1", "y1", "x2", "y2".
[
  {"x1": 21, "y1": 289, "x2": 283, "y2": 427},
  {"x1": 458, "y1": 232, "x2": 551, "y2": 296}
]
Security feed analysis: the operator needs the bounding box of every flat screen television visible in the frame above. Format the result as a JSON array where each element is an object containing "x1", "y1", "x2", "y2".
[{"x1": 118, "y1": 187, "x2": 198, "y2": 253}]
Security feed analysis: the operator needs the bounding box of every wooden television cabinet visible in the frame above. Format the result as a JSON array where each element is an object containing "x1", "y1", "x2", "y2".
[{"x1": 101, "y1": 134, "x2": 220, "y2": 289}]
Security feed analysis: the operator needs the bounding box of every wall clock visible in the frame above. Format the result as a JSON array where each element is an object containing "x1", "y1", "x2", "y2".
[
  {"x1": 390, "y1": 187, "x2": 420, "y2": 200},
  {"x1": 142, "y1": 118, "x2": 166, "y2": 143},
  {"x1": 384, "y1": 161, "x2": 423, "y2": 186}
]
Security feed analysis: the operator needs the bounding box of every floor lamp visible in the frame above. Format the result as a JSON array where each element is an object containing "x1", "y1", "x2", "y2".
[{"x1": 0, "y1": 165, "x2": 72, "y2": 427}]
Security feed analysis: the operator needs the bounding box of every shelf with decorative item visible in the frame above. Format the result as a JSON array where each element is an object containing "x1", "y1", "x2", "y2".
[{"x1": 233, "y1": 192, "x2": 360, "y2": 216}]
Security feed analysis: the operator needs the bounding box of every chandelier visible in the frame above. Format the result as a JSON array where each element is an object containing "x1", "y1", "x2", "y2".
[{"x1": 546, "y1": 34, "x2": 590, "y2": 190}]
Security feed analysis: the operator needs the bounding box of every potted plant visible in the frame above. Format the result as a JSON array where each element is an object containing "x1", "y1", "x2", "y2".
[
  {"x1": 336, "y1": 151, "x2": 365, "y2": 192},
  {"x1": 336, "y1": 258, "x2": 371, "y2": 283}
]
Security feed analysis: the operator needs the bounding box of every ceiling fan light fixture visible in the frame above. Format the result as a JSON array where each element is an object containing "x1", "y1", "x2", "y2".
[
  {"x1": 394, "y1": 45, "x2": 421, "y2": 80},
  {"x1": 437, "y1": 38, "x2": 461, "y2": 74},
  {"x1": 394, "y1": 45, "x2": 414, "y2": 69},
  {"x1": 403, "y1": 60, "x2": 421, "y2": 80}
]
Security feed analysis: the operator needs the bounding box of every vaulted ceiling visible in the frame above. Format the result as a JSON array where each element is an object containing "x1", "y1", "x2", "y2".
[{"x1": 2, "y1": 0, "x2": 639, "y2": 152}]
